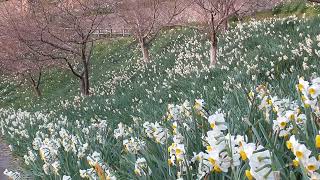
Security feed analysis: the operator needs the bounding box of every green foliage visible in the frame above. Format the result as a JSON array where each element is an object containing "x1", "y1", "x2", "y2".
[
  {"x1": 272, "y1": 0, "x2": 307, "y2": 15},
  {"x1": 270, "y1": 0, "x2": 320, "y2": 17}
]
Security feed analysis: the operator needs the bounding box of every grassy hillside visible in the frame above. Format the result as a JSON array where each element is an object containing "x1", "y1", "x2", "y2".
[
  {"x1": 2, "y1": 15, "x2": 320, "y2": 124},
  {"x1": 2, "y1": 2, "x2": 320, "y2": 179}
]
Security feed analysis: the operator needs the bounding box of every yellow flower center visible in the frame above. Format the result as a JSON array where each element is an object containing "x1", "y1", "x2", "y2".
[
  {"x1": 309, "y1": 88, "x2": 316, "y2": 95},
  {"x1": 208, "y1": 157, "x2": 216, "y2": 165},
  {"x1": 286, "y1": 141, "x2": 292, "y2": 150},
  {"x1": 214, "y1": 164, "x2": 222, "y2": 173},
  {"x1": 176, "y1": 148, "x2": 182, "y2": 155},
  {"x1": 240, "y1": 150, "x2": 247, "y2": 160},
  {"x1": 172, "y1": 124, "x2": 177, "y2": 129},
  {"x1": 296, "y1": 151, "x2": 303, "y2": 159},
  {"x1": 293, "y1": 159, "x2": 299, "y2": 167},
  {"x1": 193, "y1": 103, "x2": 201, "y2": 110},
  {"x1": 280, "y1": 121, "x2": 287, "y2": 128},
  {"x1": 207, "y1": 146, "x2": 213, "y2": 152},
  {"x1": 210, "y1": 123, "x2": 215, "y2": 129},
  {"x1": 307, "y1": 165, "x2": 317, "y2": 171},
  {"x1": 267, "y1": 99, "x2": 272, "y2": 105},
  {"x1": 298, "y1": 84, "x2": 304, "y2": 92},
  {"x1": 134, "y1": 169, "x2": 140, "y2": 175},
  {"x1": 168, "y1": 159, "x2": 173, "y2": 166},
  {"x1": 196, "y1": 155, "x2": 201, "y2": 161},
  {"x1": 245, "y1": 170, "x2": 253, "y2": 180}
]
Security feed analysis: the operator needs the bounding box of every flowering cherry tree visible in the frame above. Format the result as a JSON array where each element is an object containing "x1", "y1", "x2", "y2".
[
  {"x1": 1, "y1": 0, "x2": 117, "y2": 96},
  {"x1": 116, "y1": 0, "x2": 189, "y2": 62}
]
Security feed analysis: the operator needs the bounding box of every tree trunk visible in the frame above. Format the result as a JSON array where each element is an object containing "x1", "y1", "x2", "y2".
[
  {"x1": 28, "y1": 73, "x2": 42, "y2": 97},
  {"x1": 209, "y1": 31, "x2": 218, "y2": 67},
  {"x1": 33, "y1": 86, "x2": 42, "y2": 97},
  {"x1": 81, "y1": 43, "x2": 90, "y2": 96},
  {"x1": 209, "y1": 12, "x2": 218, "y2": 68},
  {"x1": 79, "y1": 74, "x2": 90, "y2": 96},
  {"x1": 139, "y1": 40, "x2": 150, "y2": 63},
  {"x1": 83, "y1": 71, "x2": 90, "y2": 96},
  {"x1": 80, "y1": 77, "x2": 89, "y2": 96},
  {"x1": 80, "y1": 78, "x2": 85, "y2": 95}
]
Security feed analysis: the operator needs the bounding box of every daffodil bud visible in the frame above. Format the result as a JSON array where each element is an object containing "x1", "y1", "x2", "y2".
[
  {"x1": 245, "y1": 170, "x2": 253, "y2": 180},
  {"x1": 316, "y1": 135, "x2": 320, "y2": 148}
]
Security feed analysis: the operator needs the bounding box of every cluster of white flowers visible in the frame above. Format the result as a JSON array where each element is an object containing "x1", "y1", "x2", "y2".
[
  {"x1": 80, "y1": 151, "x2": 116, "y2": 180},
  {"x1": 134, "y1": 157, "x2": 151, "y2": 176},
  {"x1": 113, "y1": 122, "x2": 131, "y2": 139},
  {"x1": 193, "y1": 110, "x2": 275, "y2": 179},
  {"x1": 23, "y1": 148, "x2": 37, "y2": 165},
  {"x1": 271, "y1": 98, "x2": 305, "y2": 137},
  {"x1": 0, "y1": 108, "x2": 119, "y2": 179},
  {"x1": 256, "y1": 84, "x2": 307, "y2": 137},
  {"x1": 143, "y1": 121, "x2": 168, "y2": 144},
  {"x1": 123, "y1": 137, "x2": 145, "y2": 154},
  {"x1": 298, "y1": 77, "x2": 320, "y2": 115},
  {"x1": 192, "y1": 112, "x2": 236, "y2": 178},
  {"x1": 37, "y1": 138, "x2": 61, "y2": 175},
  {"x1": 168, "y1": 130, "x2": 189, "y2": 179},
  {"x1": 246, "y1": 147, "x2": 274, "y2": 180},
  {"x1": 286, "y1": 135, "x2": 320, "y2": 179},
  {"x1": 193, "y1": 99, "x2": 208, "y2": 117},
  {"x1": 3, "y1": 169, "x2": 21, "y2": 180}
]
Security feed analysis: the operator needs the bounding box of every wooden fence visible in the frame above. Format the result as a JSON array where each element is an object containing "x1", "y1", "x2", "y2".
[{"x1": 92, "y1": 28, "x2": 131, "y2": 37}]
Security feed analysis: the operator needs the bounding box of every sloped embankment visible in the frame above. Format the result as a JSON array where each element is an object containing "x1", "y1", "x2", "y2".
[{"x1": 0, "y1": 137, "x2": 32, "y2": 179}]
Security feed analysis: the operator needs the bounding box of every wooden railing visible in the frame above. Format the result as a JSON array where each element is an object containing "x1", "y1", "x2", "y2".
[{"x1": 92, "y1": 28, "x2": 131, "y2": 37}]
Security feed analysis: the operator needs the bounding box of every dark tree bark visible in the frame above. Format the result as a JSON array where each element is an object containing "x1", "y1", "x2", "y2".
[
  {"x1": 81, "y1": 42, "x2": 91, "y2": 96},
  {"x1": 209, "y1": 35, "x2": 218, "y2": 67},
  {"x1": 308, "y1": 0, "x2": 320, "y2": 3},
  {"x1": 139, "y1": 38, "x2": 150, "y2": 62},
  {"x1": 27, "y1": 71, "x2": 42, "y2": 97},
  {"x1": 209, "y1": 13, "x2": 218, "y2": 67}
]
